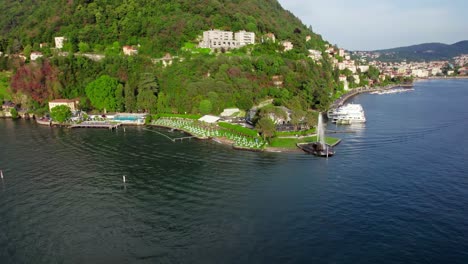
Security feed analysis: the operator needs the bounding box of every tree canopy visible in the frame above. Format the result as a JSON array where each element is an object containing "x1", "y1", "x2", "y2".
[
  {"x1": 50, "y1": 104, "x2": 71, "y2": 123},
  {"x1": 85, "y1": 75, "x2": 123, "y2": 112}
]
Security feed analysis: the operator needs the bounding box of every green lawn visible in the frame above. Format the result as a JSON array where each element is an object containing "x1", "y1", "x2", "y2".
[
  {"x1": 275, "y1": 127, "x2": 316, "y2": 137},
  {"x1": 0, "y1": 71, "x2": 12, "y2": 101},
  {"x1": 269, "y1": 136, "x2": 340, "y2": 149},
  {"x1": 152, "y1": 113, "x2": 202, "y2": 120}
]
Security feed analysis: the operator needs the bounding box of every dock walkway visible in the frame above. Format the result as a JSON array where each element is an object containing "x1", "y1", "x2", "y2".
[{"x1": 70, "y1": 122, "x2": 121, "y2": 129}]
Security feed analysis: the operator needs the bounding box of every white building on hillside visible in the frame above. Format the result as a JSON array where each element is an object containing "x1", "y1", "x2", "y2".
[
  {"x1": 235, "y1": 30, "x2": 255, "y2": 46},
  {"x1": 30, "y1": 52, "x2": 43, "y2": 61},
  {"x1": 358, "y1": 65, "x2": 369, "y2": 73},
  {"x1": 55, "y1": 37, "x2": 66, "y2": 49},
  {"x1": 123, "y1": 46, "x2": 138, "y2": 56},
  {"x1": 199, "y1": 29, "x2": 255, "y2": 50},
  {"x1": 308, "y1": 49, "x2": 322, "y2": 61},
  {"x1": 281, "y1": 41, "x2": 294, "y2": 51}
]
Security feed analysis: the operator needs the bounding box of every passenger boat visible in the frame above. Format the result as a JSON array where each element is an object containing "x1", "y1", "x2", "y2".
[{"x1": 328, "y1": 103, "x2": 366, "y2": 124}]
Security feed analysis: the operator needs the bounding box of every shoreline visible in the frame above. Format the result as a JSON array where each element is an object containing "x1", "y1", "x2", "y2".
[
  {"x1": 330, "y1": 84, "x2": 411, "y2": 108},
  {"x1": 149, "y1": 123, "x2": 301, "y2": 153}
]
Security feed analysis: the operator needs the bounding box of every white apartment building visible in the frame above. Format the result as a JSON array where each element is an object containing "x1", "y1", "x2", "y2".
[
  {"x1": 199, "y1": 29, "x2": 255, "y2": 49},
  {"x1": 235, "y1": 30, "x2": 255, "y2": 46}
]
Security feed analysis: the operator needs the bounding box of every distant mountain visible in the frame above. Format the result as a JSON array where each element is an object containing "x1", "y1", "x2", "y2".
[{"x1": 371, "y1": 41, "x2": 468, "y2": 62}]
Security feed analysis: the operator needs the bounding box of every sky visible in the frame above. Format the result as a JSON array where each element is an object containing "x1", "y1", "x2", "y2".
[{"x1": 278, "y1": 0, "x2": 468, "y2": 51}]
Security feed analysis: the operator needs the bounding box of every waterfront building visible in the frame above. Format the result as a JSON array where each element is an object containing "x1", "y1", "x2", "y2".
[{"x1": 49, "y1": 99, "x2": 79, "y2": 112}]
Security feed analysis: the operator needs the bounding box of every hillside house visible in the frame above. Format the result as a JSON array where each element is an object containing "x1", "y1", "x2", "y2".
[
  {"x1": 30, "y1": 52, "x2": 43, "y2": 61},
  {"x1": 308, "y1": 49, "x2": 322, "y2": 61},
  {"x1": 55, "y1": 37, "x2": 66, "y2": 49},
  {"x1": 281, "y1": 41, "x2": 294, "y2": 51},
  {"x1": 123, "y1": 46, "x2": 138, "y2": 56},
  {"x1": 264, "y1": 33, "x2": 276, "y2": 43}
]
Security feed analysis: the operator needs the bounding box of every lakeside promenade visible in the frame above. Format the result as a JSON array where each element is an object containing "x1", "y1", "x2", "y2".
[{"x1": 330, "y1": 84, "x2": 413, "y2": 109}]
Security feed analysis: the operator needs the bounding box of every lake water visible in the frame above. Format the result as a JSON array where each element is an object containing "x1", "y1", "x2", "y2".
[{"x1": 1, "y1": 79, "x2": 468, "y2": 263}]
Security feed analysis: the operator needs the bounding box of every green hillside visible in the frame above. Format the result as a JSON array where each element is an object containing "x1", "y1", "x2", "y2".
[
  {"x1": 0, "y1": 0, "x2": 340, "y2": 120},
  {"x1": 0, "y1": 0, "x2": 326, "y2": 56}
]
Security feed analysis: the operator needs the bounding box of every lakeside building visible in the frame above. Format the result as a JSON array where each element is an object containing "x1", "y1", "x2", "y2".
[
  {"x1": 49, "y1": 99, "x2": 80, "y2": 112},
  {"x1": 199, "y1": 29, "x2": 255, "y2": 50}
]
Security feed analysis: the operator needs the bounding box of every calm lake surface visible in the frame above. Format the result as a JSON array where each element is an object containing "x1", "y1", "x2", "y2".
[{"x1": 1, "y1": 79, "x2": 468, "y2": 263}]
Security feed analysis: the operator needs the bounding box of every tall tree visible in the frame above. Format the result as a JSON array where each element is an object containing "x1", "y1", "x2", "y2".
[
  {"x1": 85, "y1": 75, "x2": 122, "y2": 112},
  {"x1": 50, "y1": 105, "x2": 72, "y2": 123},
  {"x1": 255, "y1": 117, "x2": 276, "y2": 140}
]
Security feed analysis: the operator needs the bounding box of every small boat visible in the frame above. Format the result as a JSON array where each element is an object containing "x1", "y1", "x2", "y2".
[{"x1": 36, "y1": 117, "x2": 51, "y2": 126}]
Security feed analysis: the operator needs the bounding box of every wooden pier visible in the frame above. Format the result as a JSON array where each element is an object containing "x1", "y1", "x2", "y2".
[{"x1": 70, "y1": 122, "x2": 121, "y2": 130}]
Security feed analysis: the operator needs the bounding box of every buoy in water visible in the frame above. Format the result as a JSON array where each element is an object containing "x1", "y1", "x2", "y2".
[
  {"x1": 1, "y1": 170, "x2": 3, "y2": 179},
  {"x1": 123, "y1": 175, "x2": 126, "y2": 183}
]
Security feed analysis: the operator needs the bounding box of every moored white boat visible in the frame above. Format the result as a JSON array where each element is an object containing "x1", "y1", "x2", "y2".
[{"x1": 328, "y1": 103, "x2": 366, "y2": 124}]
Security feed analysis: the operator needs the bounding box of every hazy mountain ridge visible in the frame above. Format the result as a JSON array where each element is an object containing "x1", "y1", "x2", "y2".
[{"x1": 371, "y1": 40, "x2": 468, "y2": 61}]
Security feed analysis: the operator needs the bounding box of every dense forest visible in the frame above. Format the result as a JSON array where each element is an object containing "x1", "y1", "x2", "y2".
[
  {"x1": 0, "y1": 0, "x2": 326, "y2": 55},
  {"x1": 0, "y1": 0, "x2": 340, "y2": 117}
]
